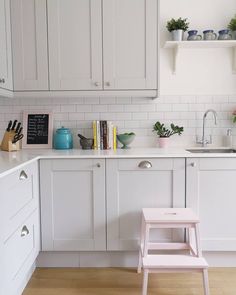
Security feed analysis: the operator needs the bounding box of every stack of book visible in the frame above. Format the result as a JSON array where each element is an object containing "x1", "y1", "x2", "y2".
[{"x1": 92, "y1": 121, "x2": 117, "y2": 150}]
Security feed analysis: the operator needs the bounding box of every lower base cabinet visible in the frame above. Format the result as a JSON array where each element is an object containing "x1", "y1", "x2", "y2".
[
  {"x1": 106, "y1": 158, "x2": 186, "y2": 250},
  {"x1": 40, "y1": 158, "x2": 185, "y2": 252},
  {"x1": 40, "y1": 159, "x2": 106, "y2": 251},
  {"x1": 3, "y1": 209, "x2": 40, "y2": 295},
  {"x1": 186, "y1": 158, "x2": 236, "y2": 251}
]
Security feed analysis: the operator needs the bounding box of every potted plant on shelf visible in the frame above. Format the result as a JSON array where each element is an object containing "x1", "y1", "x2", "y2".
[
  {"x1": 166, "y1": 17, "x2": 189, "y2": 41},
  {"x1": 228, "y1": 15, "x2": 236, "y2": 40},
  {"x1": 153, "y1": 121, "x2": 184, "y2": 148}
]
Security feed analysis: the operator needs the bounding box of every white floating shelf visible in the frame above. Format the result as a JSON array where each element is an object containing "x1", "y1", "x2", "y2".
[{"x1": 164, "y1": 40, "x2": 236, "y2": 74}]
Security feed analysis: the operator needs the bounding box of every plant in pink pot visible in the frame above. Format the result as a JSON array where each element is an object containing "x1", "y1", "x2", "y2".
[{"x1": 153, "y1": 121, "x2": 184, "y2": 148}]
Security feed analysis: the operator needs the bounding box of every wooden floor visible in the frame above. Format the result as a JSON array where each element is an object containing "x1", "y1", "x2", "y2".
[{"x1": 23, "y1": 267, "x2": 236, "y2": 295}]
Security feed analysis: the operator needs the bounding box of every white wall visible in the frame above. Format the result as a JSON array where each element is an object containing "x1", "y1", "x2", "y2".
[{"x1": 160, "y1": 0, "x2": 236, "y2": 95}]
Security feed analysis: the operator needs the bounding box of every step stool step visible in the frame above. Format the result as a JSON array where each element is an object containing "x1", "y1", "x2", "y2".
[
  {"x1": 143, "y1": 255, "x2": 208, "y2": 269},
  {"x1": 143, "y1": 208, "x2": 199, "y2": 223}
]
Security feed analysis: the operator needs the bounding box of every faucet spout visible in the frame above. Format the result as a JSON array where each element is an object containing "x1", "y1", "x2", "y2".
[{"x1": 199, "y1": 109, "x2": 217, "y2": 147}]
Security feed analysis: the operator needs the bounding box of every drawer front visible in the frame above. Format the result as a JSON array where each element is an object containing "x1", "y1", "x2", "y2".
[
  {"x1": 2, "y1": 161, "x2": 39, "y2": 240},
  {"x1": 4, "y1": 209, "x2": 39, "y2": 287}
]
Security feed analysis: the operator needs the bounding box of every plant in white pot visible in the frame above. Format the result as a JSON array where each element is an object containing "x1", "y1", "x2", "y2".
[
  {"x1": 166, "y1": 17, "x2": 189, "y2": 41},
  {"x1": 153, "y1": 121, "x2": 184, "y2": 148},
  {"x1": 228, "y1": 15, "x2": 236, "y2": 40}
]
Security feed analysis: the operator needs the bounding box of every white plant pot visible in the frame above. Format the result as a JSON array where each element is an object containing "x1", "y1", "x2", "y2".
[
  {"x1": 158, "y1": 137, "x2": 170, "y2": 148},
  {"x1": 171, "y1": 29, "x2": 184, "y2": 41},
  {"x1": 232, "y1": 31, "x2": 236, "y2": 40}
]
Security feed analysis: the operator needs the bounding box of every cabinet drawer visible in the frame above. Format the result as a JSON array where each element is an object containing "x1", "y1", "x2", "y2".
[
  {"x1": 2, "y1": 161, "x2": 39, "y2": 240},
  {"x1": 4, "y1": 209, "x2": 39, "y2": 286},
  {"x1": 117, "y1": 158, "x2": 181, "y2": 171}
]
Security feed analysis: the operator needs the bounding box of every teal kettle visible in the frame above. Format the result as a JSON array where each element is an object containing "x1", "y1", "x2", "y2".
[{"x1": 53, "y1": 127, "x2": 73, "y2": 149}]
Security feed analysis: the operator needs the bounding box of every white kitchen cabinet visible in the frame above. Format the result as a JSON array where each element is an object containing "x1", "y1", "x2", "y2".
[
  {"x1": 0, "y1": 0, "x2": 13, "y2": 90},
  {"x1": 47, "y1": 0, "x2": 157, "y2": 92},
  {"x1": 0, "y1": 160, "x2": 40, "y2": 295},
  {"x1": 40, "y1": 159, "x2": 106, "y2": 251},
  {"x1": 10, "y1": 0, "x2": 48, "y2": 90},
  {"x1": 47, "y1": 0, "x2": 103, "y2": 91},
  {"x1": 103, "y1": 0, "x2": 157, "y2": 90},
  {"x1": 106, "y1": 158, "x2": 185, "y2": 250},
  {"x1": 186, "y1": 158, "x2": 236, "y2": 251},
  {"x1": 0, "y1": 0, "x2": 48, "y2": 94}
]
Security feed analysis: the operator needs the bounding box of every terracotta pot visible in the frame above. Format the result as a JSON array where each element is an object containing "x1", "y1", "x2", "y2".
[{"x1": 158, "y1": 137, "x2": 170, "y2": 148}]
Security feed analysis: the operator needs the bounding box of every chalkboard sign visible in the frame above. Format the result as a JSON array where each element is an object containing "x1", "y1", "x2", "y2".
[{"x1": 22, "y1": 111, "x2": 53, "y2": 148}]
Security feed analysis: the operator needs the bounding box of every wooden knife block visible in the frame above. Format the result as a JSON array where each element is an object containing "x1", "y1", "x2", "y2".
[{"x1": 1, "y1": 131, "x2": 20, "y2": 152}]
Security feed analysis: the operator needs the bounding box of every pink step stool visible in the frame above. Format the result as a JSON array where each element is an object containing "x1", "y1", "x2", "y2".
[{"x1": 138, "y1": 208, "x2": 209, "y2": 295}]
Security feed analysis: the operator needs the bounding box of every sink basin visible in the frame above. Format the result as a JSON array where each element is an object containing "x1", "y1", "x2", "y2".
[{"x1": 186, "y1": 148, "x2": 236, "y2": 153}]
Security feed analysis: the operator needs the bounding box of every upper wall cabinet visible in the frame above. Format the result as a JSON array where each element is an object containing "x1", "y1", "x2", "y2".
[
  {"x1": 0, "y1": 0, "x2": 158, "y2": 97},
  {"x1": 47, "y1": 0, "x2": 158, "y2": 94},
  {"x1": 0, "y1": 0, "x2": 13, "y2": 90},
  {"x1": 47, "y1": 0, "x2": 103, "y2": 91},
  {"x1": 103, "y1": 0, "x2": 157, "y2": 90},
  {"x1": 0, "y1": 0, "x2": 48, "y2": 93},
  {"x1": 10, "y1": 0, "x2": 49, "y2": 91}
]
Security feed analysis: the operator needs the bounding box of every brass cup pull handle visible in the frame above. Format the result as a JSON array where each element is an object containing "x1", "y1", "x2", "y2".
[
  {"x1": 138, "y1": 161, "x2": 152, "y2": 169},
  {"x1": 19, "y1": 170, "x2": 28, "y2": 180},
  {"x1": 96, "y1": 163, "x2": 101, "y2": 168},
  {"x1": 21, "y1": 225, "x2": 29, "y2": 237},
  {"x1": 190, "y1": 162, "x2": 196, "y2": 167}
]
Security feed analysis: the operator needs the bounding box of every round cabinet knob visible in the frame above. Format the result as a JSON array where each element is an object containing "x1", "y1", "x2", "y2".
[
  {"x1": 138, "y1": 161, "x2": 152, "y2": 169},
  {"x1": 105, "y1": 82, "x2": 110, "y2": 87},
  {"x1": 96, "y1": 163, "x2": 101, "y2": 168},
  {"x1": 0, "y1": 78, "x2": 5, "y2": 83},
  {"x1": 94, "y1": 82, "x2": 100, "y2": 87},
  {"x1": 190, "y1": 162, "x2": 196, "y2": 167}
]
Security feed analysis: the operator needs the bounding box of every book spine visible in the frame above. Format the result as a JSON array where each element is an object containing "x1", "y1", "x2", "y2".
[
  {"x1": 103, "y1": 121, "x2": 108, "y2": 149},
  {"x1": 100, "y1": 121, "x2": 103, "y2": 150},
  {"x1": 108, "y1": 121, "x2": 113, "y2": 149},
  {"x1": 113, "y1": 126, "x2": 117, "y2": 150},
  {"x1": 93, "y1": 121, "x2": 97, "y2": 150},
  {"x1": 96, "y1": 121, "x2": 100, "y2": 150}
]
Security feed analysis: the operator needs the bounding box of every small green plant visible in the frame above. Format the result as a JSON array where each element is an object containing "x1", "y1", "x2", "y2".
[
  {"x1": 232, "y1": 110, "x2": 236, "y2": 123},
  {"x1": 166, "y1": 17, "x2": 189, "y2": 32},
  {"x1": 228, "y1": 15, "x2": 236, "y2": 31},
  {"x1": 153, "y1": 121, "x2": 184, "y2": 138}
]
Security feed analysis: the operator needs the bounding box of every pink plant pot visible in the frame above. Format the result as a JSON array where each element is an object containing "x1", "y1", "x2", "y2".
[{"x1": 158, "y1": 137, "x2": 170, "y2": 148}]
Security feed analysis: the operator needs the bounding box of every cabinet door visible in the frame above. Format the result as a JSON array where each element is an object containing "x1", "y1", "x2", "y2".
[
  {"x1": 48, "y1": 0, "x2": 103, "y2": 90},
  {"x1": 186, "y1": 158, "x2": 236, "y2": 251},
  {"x1": 40, "y1": 159, "x2": 106, "y2": 251},
  {"x1": 106, "y1": 158, "x2": 185, "y2": 250},
  {"x1": 0, "y1": 0, "x2": 13, "y2": 90},
  {"x1": 103, "y1": 0, "x2": 157, "y2": 90},
  {"x1": 10, "y1": 0, "x2": 48, "y2": 90}
]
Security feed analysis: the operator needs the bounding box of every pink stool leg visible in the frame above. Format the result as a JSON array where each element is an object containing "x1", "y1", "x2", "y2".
[
  {"x1": 202, "y1": 269, "x2": 210, "y2": 295},
  {"x1": 142, "y1": 269, "x2": 149, "y2": 295},
  {"x1": 138, "y1": 215, "x2": 145, "y2": 273}
]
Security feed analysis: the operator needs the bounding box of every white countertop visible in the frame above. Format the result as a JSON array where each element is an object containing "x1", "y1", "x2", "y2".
[{"x1": 0, "y1": 147, "x2": 236, "y2": 178}]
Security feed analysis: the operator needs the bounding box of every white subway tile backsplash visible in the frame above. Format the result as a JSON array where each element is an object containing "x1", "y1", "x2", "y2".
[
  {"x1": 68, "y1": 113, "x2": 85, "y2": 121},
  {"x1": 0, "y1": 94, "x2": 235, "y2": 148},
  {"x1": 61, "y1": 105, "x2": 76, "y2": 112},
  {"x1": 76, "y1": 105, "x2": 92, "y2": 112},
  {"x1": 100, "y1": 97, "x2": 116, "y2": 104},
  {"x1": 92, "y1": 105, "x2": 108, "y2": 112}
]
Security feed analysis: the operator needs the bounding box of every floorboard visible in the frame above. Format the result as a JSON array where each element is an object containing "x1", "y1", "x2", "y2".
[{"x1": 23, "y1": 267, "x2": 236, "y2": 295}]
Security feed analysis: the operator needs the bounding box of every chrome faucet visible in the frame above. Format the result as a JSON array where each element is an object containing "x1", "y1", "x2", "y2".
[{"x1": 197, "y1": 109, "x2": 217, "y2": 147}]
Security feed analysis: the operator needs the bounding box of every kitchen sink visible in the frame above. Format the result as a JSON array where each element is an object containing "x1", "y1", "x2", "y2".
[{"x1": 186, "y1": 148, "x2": 236, "y2": 153}]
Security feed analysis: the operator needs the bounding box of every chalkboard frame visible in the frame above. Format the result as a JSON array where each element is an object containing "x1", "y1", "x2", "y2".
[{"x1": 22, "y1": 111, "x2": 53, "y2": 149}]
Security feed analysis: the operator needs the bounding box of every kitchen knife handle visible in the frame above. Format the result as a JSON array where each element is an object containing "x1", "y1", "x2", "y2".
[{"x1": 11, "y1": 120, "x2": 17, "y2": 130}]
